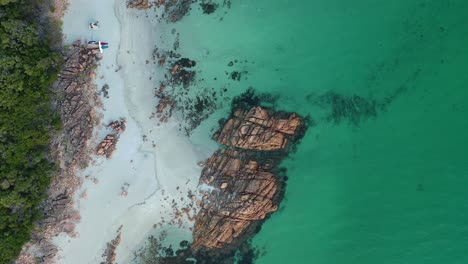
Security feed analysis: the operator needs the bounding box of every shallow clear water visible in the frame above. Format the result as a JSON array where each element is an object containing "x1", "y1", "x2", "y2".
[{"x1": 161, "y1": 1, "x2": 468, "y2": 263}]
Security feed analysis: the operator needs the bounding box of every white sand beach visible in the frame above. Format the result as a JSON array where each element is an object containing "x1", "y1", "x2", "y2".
[{"x1": 53, "y1": 0, "x2": 214, "y2": 263}]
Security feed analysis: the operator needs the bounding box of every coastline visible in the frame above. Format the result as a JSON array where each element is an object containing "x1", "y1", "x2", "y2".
[
  {"x1": 17, "y1": 1, "x2": 304, "y2": 263},
  {"x1": 54, "y1": 1, "x2": 217, "y2": 263},
  {"x1": 17, "y1": 40, "x2": 102, "y2": 264},
  {"x1": 9, "y1": 1, "x2": 468, "y2": 264},
  {"x1": 19, "y1": 0, "x2": 210, "y2": 263},
  {"x1": 52, "y1": 0, "x2": 210, "y2": 263}
]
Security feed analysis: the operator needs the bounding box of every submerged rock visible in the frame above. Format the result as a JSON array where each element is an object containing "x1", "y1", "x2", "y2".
[
  {"x1": 200, "y1": 2, "x2": 218, "y2": 14},
  {"x1": 170, "y1": 58, "x2": 196, "y2": 88}
]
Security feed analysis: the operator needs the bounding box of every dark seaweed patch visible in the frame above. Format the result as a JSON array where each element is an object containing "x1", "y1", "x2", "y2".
[
  {"x1": 304, "y1": 63, "x2": 421, "y2": 127},
  {"x1": 181, "y1": 95, "x2": 218, "y2": 135},
  {"x1": 230, "y1": 88, "x2": 279, "y2": 111},
  {"x1": 135, "y1": 236, "x2": 263, "y2": 264},
  {"x1": 228, "y1": 68, "x2": 249, "y2": 81},
  {"x1": 170, "y1": 58, "x2": 197, "y2": 88},
  {"x1": 230, "y1": 71, "x2": 241, "y2": 81},
  {"x1": 230, "y1": 88, "x2": 261, "y2": 110},
  {"x1": 175, "y1": 58, "x2": 196, "y2": 68},
  {"x1": 155, "y1": 47, "x2": 227, "y2": 135},
  {"x1": 200, "y1": 2, "x2": 218, "y2": 14},
  {"x1": 317, "y1": 92, "x2": 378, "y2": 126},
  {"x1": 306, "y1": 68, "x2": 418, "y2": 127}
]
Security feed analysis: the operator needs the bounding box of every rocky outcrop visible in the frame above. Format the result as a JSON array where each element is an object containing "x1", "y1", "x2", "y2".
[
  {"x1": 100, "y1": 225, "x2": 123, "y2": 264},
  {"x1": 107, "y1": 118, "x2": 126, "y2": 133},
  {"x1": 127, "y1": 0, "x2": 192, "y2": 22},
  {"x1": 96, "y1": 134, "x2": 119, "y2": 158},
  {"x1": 214, "y1": 106, "x2": 302, "y2": 151},
  {"x1": 192, "y1": 148, "x2": 279, "y2": 250},
  {"x1": 96, "y1": 118, "x2": 126, "y2": 158},
  {"x1": 191, "y1": 106, "x2": 304, "y2": 253},
  {"x1": 17, "y1": 40, "x2": 101, "y2": 263},
  {"x1": 126, "y1": 0, "x2": 150, "y2": 9},
  {"x1": 52, "y1": 40, "x2": 101, "y2": 167},
  {"x1": 154, "y1": 93, "x2": 176, "y2": 123},
  {"x1": 148, "y1": 106, "x2": 304, "y2": 263}
]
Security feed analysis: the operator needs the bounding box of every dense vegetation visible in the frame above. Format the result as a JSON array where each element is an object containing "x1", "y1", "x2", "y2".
[{"x1": 0, "y1": 0, "x2": 61, "y2": 262}]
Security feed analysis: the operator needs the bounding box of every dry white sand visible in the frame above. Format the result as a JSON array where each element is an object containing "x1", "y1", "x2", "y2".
[{"x1": 54, "y1": 1, "x2": 213, "y2": 263}]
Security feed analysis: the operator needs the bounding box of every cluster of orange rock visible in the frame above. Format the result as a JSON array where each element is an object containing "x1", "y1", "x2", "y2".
[
  {"x1": 214, "y1": 106, "x2": 302, "y2": 150},
  {"x1": 154, "y1": 83, "x2": 176, "y2": 123},
  {"x1": 191, "y1": 106, "x2": 304, "y2": 252},
  {"x1": 55, "y1": 41, "x2": 101, "y2": 163},
  {"x1": 96, "y1": 135, "x2": 119, "y2": 158},
  {"x1": 126, "y1": 0, "x2": 150, "y2": 9},
  {"x1": 101, "y1": 225, "x2": 123, "y2": 264},
  {"x1": 107, "y1": 118, "x2": 126, "y2": 133},
  {"x1": 192, "y1": 148, "x2": 280, "y2": 250},
  {"x1": 151, "y1": 47, "x2": 167, "y2": 66},
  {"x1": 96, "y1": 119, "x2": 127, "y2": 158}
]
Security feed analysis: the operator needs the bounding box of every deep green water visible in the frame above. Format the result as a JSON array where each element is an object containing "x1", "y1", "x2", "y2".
[{"x1": 160, "y1": 1, "x2": 468, "y2": 263}]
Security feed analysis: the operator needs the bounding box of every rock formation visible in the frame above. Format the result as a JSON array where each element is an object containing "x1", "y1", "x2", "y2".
[
  {"x1": 145, "y1": 105, "x2": 305, "y2": 263},
  {"x1": 101, "y1": 225, "x2": 123, "y2": 264},
  {"x1": 127, "y1": 0, "x2": 193, "y2": 22},
  {"x1": 214, "y1": 106, "x2": 302, "y2": 151},
  {"x1": 107, "y1": 118, "x2": 126, "y2": 133},
  {"x1": 17, "y1": 40, "x2": 101, "y2": 263},
  {"x1": 191, "y1": 106, "x2": 304, "y2": 252},
  {"x1": 155, "y1": 96, "x2": 176, "y2": 123},
  {"x1": 126, "y1": 0, "x2": 150, "y2": 9},
  {"x1": 96, "y1": 118, "x2": 126, "y2": 158},
  {"x1": 192, "y1": 148, "x2": 279, "y2": 250},
  {"x1": 96, "y1": 134, "x2": 119, "y2": 158}
]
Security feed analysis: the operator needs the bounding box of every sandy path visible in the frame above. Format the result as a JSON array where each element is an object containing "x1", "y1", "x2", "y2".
[{"x1": 54, "y1": 1, "x2": 212, "y2": 263}]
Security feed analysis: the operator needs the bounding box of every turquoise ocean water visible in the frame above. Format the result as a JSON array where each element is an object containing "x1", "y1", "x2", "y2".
[{"x1": 159, "y1": 1, "x2": 468, "y2": 263}]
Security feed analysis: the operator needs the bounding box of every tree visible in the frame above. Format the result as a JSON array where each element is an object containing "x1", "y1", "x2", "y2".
[{"x1": 0, "y1": 0, "x2": 62, "y2": 262}]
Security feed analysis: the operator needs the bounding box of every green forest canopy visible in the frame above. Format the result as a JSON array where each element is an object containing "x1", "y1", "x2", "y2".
[{"x1": 0, "y1": 0, "x2": 62, "y2": 262}]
